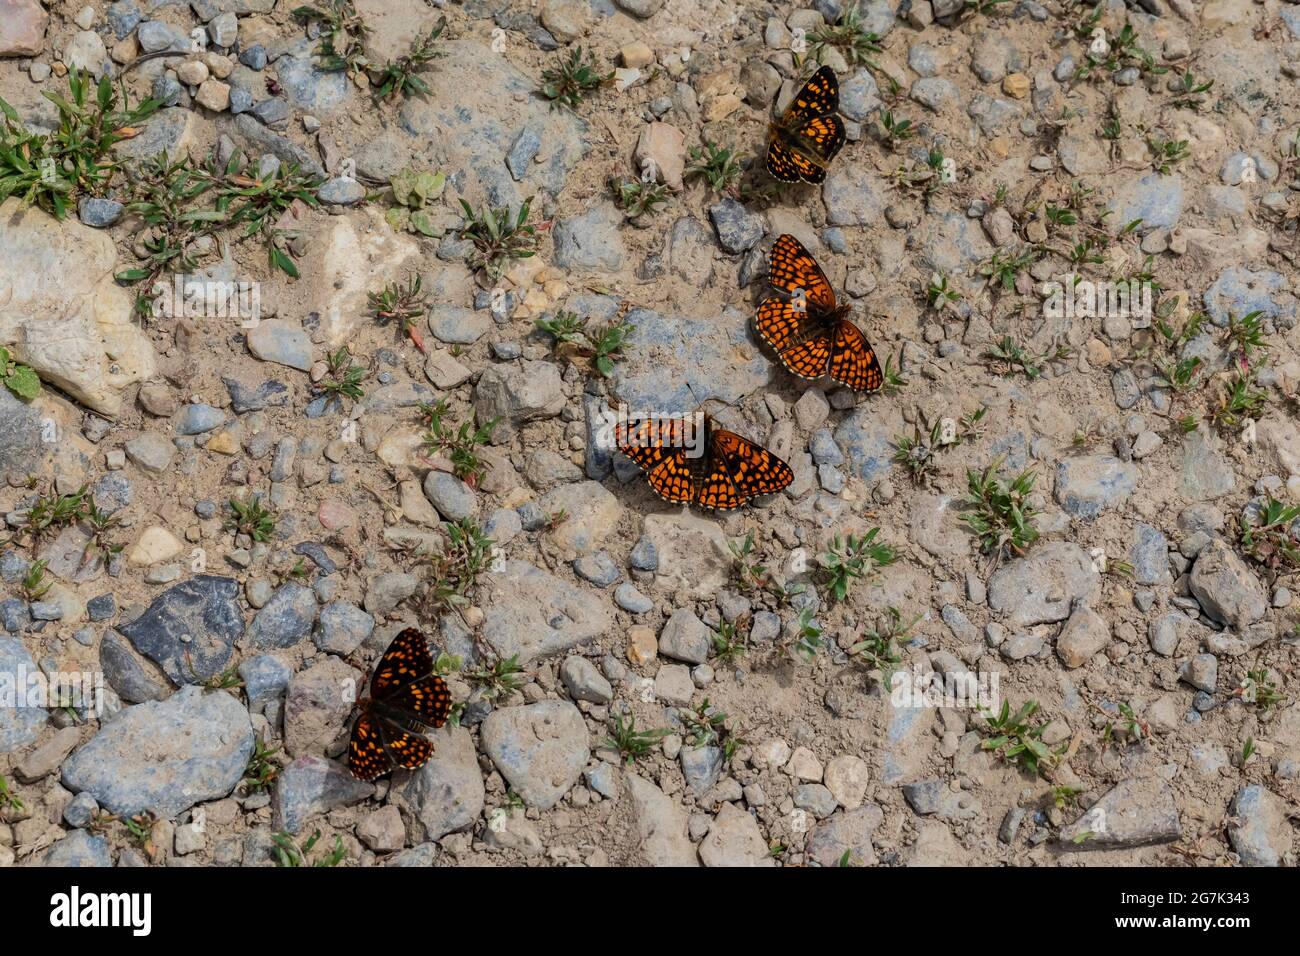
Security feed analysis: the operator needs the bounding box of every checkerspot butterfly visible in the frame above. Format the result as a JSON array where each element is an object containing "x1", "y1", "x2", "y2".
[
  {"x1": 766, "y1": 65, "x2": 846, "y2": 185},
  {"x1": 615, "y1": 413, "x2": 794, "y2": 511},
  {"x1": 755, "y1": 234, "x2": 883, "y2": 392},
  {"x1": 347, "y1": 627, "x2": 453, "y2": 781}
]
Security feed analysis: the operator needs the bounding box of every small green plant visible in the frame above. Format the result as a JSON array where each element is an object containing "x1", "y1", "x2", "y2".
[
  {"x1": 465, "y1": 654, "x2": 525, "y2": 701},
  {"x1": 682, "y1": 699, "x2": 745, "y2": 760},
  {"x1": 728, "y1": 532, "x2": 804, "y2": 605},
  {"x1": 317, "y1": 346, "x2": 367, "y2": 405},
  {"x1": 1221, "y1": 310, "x2": 1267, "y2": 371},
  {"x1": 609, "y1": 176, "x2": 669, "y2": 219},
  {"x1": 786, "y1": 607, "x2": 823, "y2": 663},
  {"x1": 219, "y1": 160, "x2": 323, "y2": 277},
  {"x1": 227, "y1": 496, "x2": 276, "y2": 542},
  {"x1": 540, "y1": 47, "x2": 612, "y2": 110},
  {"x1": 243, "y1": 735, "x2": 281, "y2": 794},
  {"x1": 961, "y1": 459, "x2": 1041, "y2": 559},
  {"x1": 1236, "y1": 668, "x2": 1285, "y2": 711},
  {"x1": 711, "y1": 618, "x2": 748, "y2": 665},
  {"x1": 272, "y1": 829, "x2": 347, "y2": 867},
  {"x1": 385, "y1": 167, "x2": 446, "y2": 237},
  {"x1": 879, "y1": 109, "x2": 914, "y2": 147},
  {"x1": 1240, "y1": 737, "x2": 1256, "y2": 766},
  {"x1": 979, "y1": 699, "x2": 1057, "y2": 776},
  {"x1": 1147, "y1": 135, "x2": 1190, "y2": 175},
  {"x1": 880, "y1": 353, "x2": 907, "y2": 395},
  {"x1": 605, "y1": 712, "x2": 669, "y2": 766},
  {"x1": 1051, "y1": 785, "x2": 1083, "y2": 810},
  {"x1": 292, "y1": 1, "x2": 370, "y2": 74},
  {"x1": 807, "y1": 5, "x2": 882, "y2": 67},
  {"x1": 369, "y1": 274, "x2": 429, "y2": 353},
  {"x1": 925, "y1": 272, "x2": 960, "y2": 310},
  {"x1": 0, "y1": 775, "x2": 23, "y2": 814},
  {"x1": 1074, "y1": 17, "x2": 1167, "y2": 82},
  {"x1": 0, "y1": 70, "x2": 161, "y2": 218},
  {"x1": 458, "y1": 197, "x2": 537, "y2": 280},
  {"x1": 893, "y1": 418, "x2": 943, "y2": 485},
  {"x1": 979, "y1": 247, "x2": 1040, "y2": 293},
  {"x1": 984, "y1": 336, "x2": 1070, "y2": 381},
  {"x1": 417, "y1": 399, "x2": 498, "y2": 485},
  {"x1": 1209, "y1": 373, "x2": 1268, "y2": 431},
  {"x1": 1238, "y1": 497, "x2": 1300, "y2": 572},
  {"x1": 371, "y1": 18, "x2": 447, "y2": 100},
  {"x1": 685, "y1": 140, "x2": 745, "y2": 194},
  {"x1": 20, "y1": 559, "x2": 51, "y2": 601},
  {"x1": 848, "y1": 607, "x2": 917, "y2": 687},
  {"x1": 21, "y1": 485, "x2": 87, "y2": 544},
  {"x1": 818, "y1": 529, "x2": 896, "y2": 603},
  {"x1": 0, "y1": 346, "x2": 40, "y2": 401},
  {"x1": 199, "y1": 660, "x2": 244, "y2": 692},
  {"x1": 421, "y1": 518, "x2": 495, "y2": 613},
  {"x1": 536, "y1": 309, "x2": 630, "y2": 378},
  {"x1": 1170, "y1": 70, "x2": 1214, "y2": 110}
]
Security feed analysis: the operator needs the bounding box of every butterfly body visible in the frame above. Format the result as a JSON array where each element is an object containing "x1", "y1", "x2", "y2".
[
  {"x1": 347, "y1": 627, "x2": 452, "y2": 781},
  {"x1": 766, "y1": 65, "x2": 846, "y2": 185},
  {"x1": 615, "y1": 413, "x2": 793, "y2": 511},
  {"x1": 755, "y1": 234, "x2": 884, "y2": 393}
]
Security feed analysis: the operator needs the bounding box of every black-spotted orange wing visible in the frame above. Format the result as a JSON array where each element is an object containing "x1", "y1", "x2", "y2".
[
  {"x1": 774, "y1": 334, "x2": 836, "y2": 381},
  {"x1": 348, "y1": 628, "x2": 450, "y2": 781},
  {"x1": 829, "y1": 320, "x2": 884, "y2": 392},
  {"x1": 617, "y1": 416, "x2": 698, "y2": 506},
  {"x1": 766, "y1": 66, "x2": 845, "y2": 184},
  {"x1": 766, "y1": 234, "x2": 836, "y2": 309},
  {"x1": 709, "y1": 429, "x2": 794, "y2": 506}
]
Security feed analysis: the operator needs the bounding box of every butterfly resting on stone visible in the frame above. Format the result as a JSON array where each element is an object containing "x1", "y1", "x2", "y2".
[{"x1": 347, "y1": 627, "x2": 452, "y2": 781}]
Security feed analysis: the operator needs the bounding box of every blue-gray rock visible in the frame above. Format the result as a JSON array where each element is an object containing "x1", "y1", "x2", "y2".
[
  {"x1": 239, "y1": 44, "x2": 268, "y2": 70},
  {"x1": 481, "y1": 560, "x2": 613, "y2": 662},
  {"x1": 506, "y1": 126, "x2": 542, "y2": 181},
  {"x1": 41, "y1": 830, "x2": 113, "y2": 867},
  {"x1": 272, "y1": 756, "x2": 375, "y2": 834},
  {"x1": 659, "y1": 608, "x2": 711, "y2": 664},
  {"x1": 0, "y1": 387, "x2": 54, "y2": 482},
  {"x1": 0, "y1": 548, "x2": 27, "y2": 584},
  {"x1": 839, "y1": 67, "x2": 881, "y2": 121},
  {"x1": 629, "y1": 535, "x2": 658, "y2": 571},
  {"x1": 615, "y1": 581, "x2": 653, "y2": 613},
  {"x1": 750, "y1": 610, "x2": 780, "y2": 643},
  {"x1": 64, "y1": 791, "x2": 99, "y2": 828},
  {"x1": 176, "y1": 403, "x2": 226, "y2": 435},
  {"x1": 1227, "y1": 785, "x2": 1289, "y2": 867},
  {"x1": 317, "y1": 176, "x2": 366, "y2": 205},
  {"x1": 1059, "y1": 778, "x2": 1181, "y2": 849},
  {"x1": 0, "y1": 635, "x2": 46, "y2": 752},
  {"x1": 247, "y1": 320, "x2": 313, "y2": 371},
  {"x1": 560, "y1": 656, "x2": 614, "y2": 703},
  {"x1": 30, "y1": 600, "x2": 62, "y2": 621},
  {"x1": 987, "y1": 542, "x2": 1099, "y2": 627},
  {"x1": 1131, "y1": 523, "x2": 1172, "y2": 585},
  {"x1": 78, "y1": 197, "x2": 124, "y2": 228},
  {"x1": 99, "y1": 629, "x2": 171, "y2": 703},
  {"x1": 480, "y1": 701, "x2": 589, "y2": 809},
  {"x1": 250, "y1": 96, "x2": 291, "y2": 127},
  {"x1": 137, "y1": 20, "x2": 187, "y2": 53},
  {"x1": 274, "y1": 41, "x2": 352, "y2": 115},
  {"x1": 483, "y1": 507, "x2": 522, "y2": 544},
  {"x1": 1054, "y1": 454, "x2": 1138, "y2": 518},
  {"x1": 910, "y1": 77, "x2": 959, "y2": 112},
  {"x1": 248, "y1": 582, "x2": 317, "y2": 649},
  {"x1": 428, "y1": 305, "x2": 490, "y2": 345},
  {"x1": 223, "y1": 376, "x2": 289, "y2": 413},
  {"x1": 834, "y1": 407, "x2": 897, "y2": 483},
  {"x1": 315, "y1": 601, "x2": 374, "y2": 655},
  {"x1": 679, "y1": 743, "x2": 723, "y2": 794},
  {"x1": 573, "y1": 551, "x2": 621, "y2": 587},
  {"x1": 386, "y1": 727, "x2": 485, "y2": 840},
  {"x1": 152, "y1": 73, "x2": 182, "y2": 107},
  {"x1": 1202, "y1": 267, "x2": 1296, "y2": 329},
  {"x1": 62, "y1": 685, "x2": 254, "y2": 818},
  {"x1": 423, "y1": 471, "x2": 479, "y2": 521},
  {"x1": 1188, "y1": 538, "x2": 1267, "y2": 629},
  {"x1": 903, "y1": 779, "x2": 944, "y2": 815},
  {"x1": 107, "y1": 1, "x2": 142, "y2": 39},
  {"x1": 86, "y1": 593, "x2": 116, "y2": 622},
  {"x1": 1109, "y1": 173, "x2": 1183, "y2": 233},
  {"x1": 239, "y1": 654, "x2": 292, "y2": 707},
  {"x1": 1, "y1": 599, "x2": 30, "y2": 634},
  {"x1": 552, "y1": 203, "x2": 626, "y2": 271},
  {"x1": 117, "y1": 575, "x2": 244, "y2": 684},
  {"x1": 708, "y1": 198, "x2": 765, "y2": 253}
]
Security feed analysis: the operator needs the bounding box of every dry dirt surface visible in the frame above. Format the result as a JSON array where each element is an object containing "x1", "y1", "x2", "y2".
[{"x1": 1, "y1": 0, "x2": 1299, "y2": 868}]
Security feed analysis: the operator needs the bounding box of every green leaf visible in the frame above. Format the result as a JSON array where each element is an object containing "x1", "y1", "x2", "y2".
[
  {"x1": 270, "y1": 247, "x2": 299, "y2": 278},
  {"x1": 5, "y1": 365, "x2": 41, "y2": 400}
]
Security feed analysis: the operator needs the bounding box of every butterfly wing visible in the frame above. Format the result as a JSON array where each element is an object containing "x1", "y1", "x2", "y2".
[
  {"x1": 796, "y1": 114, "x2": 846, "y2": 165},
  {"x1": 710, "y1": 429, "x2": 795, "y2": 505},
  {"x1": 765, "y1": 135, "x2": 804, "y2": 184},
  {"x1": 370, "y1": 627, "x2": 435, "y2": 701},
  {"x1": 382, "y1": 674, "x2": 453, "y2": 730},
  {"x1": 767, "y1": 234, "x2": 836, "y2": 311},
  {"x1": 615, "y1": 416, "x2": 686, "y2": 473},
  {"x1": 829, "y1": 320, "x2": 884, "y2": 393},
  {"x1": 755, "y1": 296, "x2": 809, "y2": 354},
  {"x1": 781, "y1": 65, "x2": 839, "y2": 124},
  {"x1": 348, "y1": 710, "x2": 394, "y2": 781},
  {"x1": 644, "y1": 447, "x2": 698, "y2": 505},
  {"x1": 778, "y1": 333, "x2": 836, "y2": 381},
  {"x1": 377, "y1": 720, "x2": 436, "y2": 772}
]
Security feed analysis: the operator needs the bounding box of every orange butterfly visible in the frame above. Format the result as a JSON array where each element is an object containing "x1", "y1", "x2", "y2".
[
  {"x1": 615, "y1": 413, "x2": 793, "y2": 511},
  {"x1": 755, "y1": 234, "x2": 884, "y2": 393},
  {"x1": 348, "y1": 628, "x2": 453, "y2": 781},
  {"x1": 766, "y1": 65, "x2": 846, "y2": 185}
]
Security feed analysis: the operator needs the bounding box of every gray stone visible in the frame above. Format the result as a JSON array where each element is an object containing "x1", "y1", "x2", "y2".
[
  {"x1": 117, "y1": 575, "x2": 243, "y2": 685},
  {"x1": 480, "y1": 561, "x2": 613, "y2": 663},
  {"x1": 62, "y1": 685, "x2": 254, "y2": 818},
  {"x1": 480, "y1": 701, "x2": 589, "y2": 809},
  {"x1": 1228, "y1": 785, "x2": 1289, "y2": 867},
  {"x1": 247, "y1": 582, "x2": 318, "y2": 649},
  {"x1": 1059, "y1": 778, "x2": 1182, "y2": 849},
  {"x1": 658, "y1": 608, "x2": 711, "y2": 664},
  {"x1": 1054, "y1": 455, "x2": 1137, "y2": 518},
  {"x1": 272, "y1": 755, "x2": 374, "y2": 834},
  {"x1": 988, "y1": 543, "x2": 1100, "y2": 627},
  {"x1": 314, "y1": 601, "x2": 374, "y2": 655},
  {"x1": 1189, "y1": 538, "x2": 1267, "y2": 628},
  {"x1": 0, "y1": 635, "x2": 46, "y2": 753},
  {"x1": 560, "y1": 656, "x2": 613, "y2": 703},
  {"x1": 388, "y1": 726, "x2": 485, "y2": 841}
]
